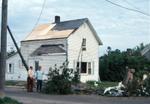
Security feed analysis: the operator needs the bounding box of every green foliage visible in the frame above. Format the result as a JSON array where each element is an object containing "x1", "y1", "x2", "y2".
[
  {"x1": 0, "y1": 97, "x2": 22, "y2": 104},
  {"x1": 99, "y1": 44, "x2": 150, "y2": 82},
  {"x1": 44, "y1": 63, "x2": 80, "y2": 94},
  {"x1": 125, "y1": 75, "x2": 150, "y2": 96},
  {"x1": 5, "y1": 81, "x2": 26, "y2": 86},
  {"x1": 143, "y1": 76, "x2": 150, "y2": 94},
  {"x1": 98, "y1": 82, "x2": 118, "y2": 90},
  {"x1": 72, "y1": 71, "x2": 80, "y2": 84},
  {"x1": 86, "y1": 81, "x2": 118, "y2": 90},
  {"x1": 86, "y1": 80, "x2": 98, "y2": 89},
  {"x1": 126, "y1": 78, "x2": 140, "y2": 96}
]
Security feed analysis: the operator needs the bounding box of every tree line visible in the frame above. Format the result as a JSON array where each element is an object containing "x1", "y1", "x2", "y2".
[{"x1": 99, "y1": 43, "x2": 150, "y2": 81}]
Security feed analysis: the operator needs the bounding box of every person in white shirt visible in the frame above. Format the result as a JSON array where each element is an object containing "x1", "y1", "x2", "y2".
[
  {"x1": 36, "y1": 66, "x2": 44, "y2": 92},
  {"x1": 27, "y1": 66, "x2": 34, "y2": 92}
]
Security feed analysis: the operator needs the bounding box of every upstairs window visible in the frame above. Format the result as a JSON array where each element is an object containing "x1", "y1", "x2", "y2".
[
  {"x1": 88, "y1": 62, "x2": 92, "y2": 74},
  {"x1": 82, "y1": 38, "x2": 86, "y2": 51}
]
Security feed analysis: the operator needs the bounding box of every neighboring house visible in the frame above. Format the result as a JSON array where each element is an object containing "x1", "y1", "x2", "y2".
[
  {"x1": 6, "y1": 16, "x2": 102, "y2": 82},
  {"x1": 141, "y1": 44, "x2": 150, "y2": 61}
]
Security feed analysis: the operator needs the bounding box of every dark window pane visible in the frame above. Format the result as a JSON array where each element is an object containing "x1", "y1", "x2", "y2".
[
  {"x1": 81, "y1": 62, "x2": 87, "y2": 73},
  {"x1": 82, "y1": 38, "x2": 86, "y2": 51},
  {"x1": 88, "y1": 62, "x2": 91, "y2": 74}
]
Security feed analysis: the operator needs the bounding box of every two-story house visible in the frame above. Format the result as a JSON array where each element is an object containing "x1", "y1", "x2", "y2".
[{"x1": 6, "y1": 16, "x2": 102, "y2": 82}]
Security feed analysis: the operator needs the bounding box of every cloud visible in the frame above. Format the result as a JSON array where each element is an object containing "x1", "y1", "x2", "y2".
[{"x1": 3, "y1": 0, "x2": 150, "y2": 56}]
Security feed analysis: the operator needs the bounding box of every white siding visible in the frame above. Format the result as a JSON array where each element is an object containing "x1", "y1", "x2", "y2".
[
  {"x1": 6, "y1": 22, "x2": 101, "y2": 82},
  {"x1": 67, "y1": 22, "x2": 99, "y2": 82},
  {"x1": 6, "y1": 53, "x2": 66, "y2": 81},
  {"x1": 28, "y1": 54, "x2": 66, "y2": 80},
  {"x1": 6, "y1": 54, "x2": 27, "y2": 81},
  {"x1": 21, "y1": 38, "x2": 67, "y2": 70},
  {"x1": 6, "y1": 38, "x2": 67, "y2": 81}
]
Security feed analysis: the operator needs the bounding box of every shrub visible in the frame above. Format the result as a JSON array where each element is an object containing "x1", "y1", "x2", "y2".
[
  {"x1": 0, "y1": 97, "x2": 22, "y2": 104},
  {"x1": 44, "y1": 63, "x2": 80, "y2": 94},
  {"x1": 125, "y1": 74, "x2": 150, "y2": 96},
  {"x1": 72, "y1": 71, "x2": 80, "y2": 85},
  {"x1": 126, "y1": 78, "x2": 140, "y2": 96}
]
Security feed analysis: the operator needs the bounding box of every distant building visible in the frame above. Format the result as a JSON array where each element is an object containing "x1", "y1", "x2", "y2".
[
  {"x1": 6, "y1": 16, "x2": 102, "y2": 82},
  {"x1": 141, "y1": 44, "x2": 150, "y2": 61}
]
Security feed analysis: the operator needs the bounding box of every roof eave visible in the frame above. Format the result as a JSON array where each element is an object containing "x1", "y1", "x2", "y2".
[
  {"x1": 86, "y1": 19, "x2": 103, "y2": 45},
  {"x1": 21, "y1": 37, "x2": 67, "y2": 43}
]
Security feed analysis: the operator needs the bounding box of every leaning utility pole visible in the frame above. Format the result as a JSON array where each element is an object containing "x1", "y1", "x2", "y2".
[
  {"x1": 0, "y1": 0, "x2": 8, "y2": 97},
  {"x1": 7, "y1": 26, "x2": 29, "y2": 71}
]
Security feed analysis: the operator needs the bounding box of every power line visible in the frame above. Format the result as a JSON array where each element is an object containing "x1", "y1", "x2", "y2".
[
  {"x1": 123, "y1": 0, "x2": 142, "y2": 11},
  {"x1": 123, "y1": 0, "x2": 149, "y2": 16},
  {"x1": 104, "y1": 0, "x2": 150, "y2": 17},
  {"x1": 29, "y1": 0, "x2": 46, "y2": 35}
]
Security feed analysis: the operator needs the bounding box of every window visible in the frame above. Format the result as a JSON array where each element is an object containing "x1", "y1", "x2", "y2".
[
  {"x1": 76, "y1": 62, "x2": 80, "y2": 72},
  {"x1": 88, "y1": 62, "x2": 92, "y2": 74},
  {"x1": 8, "y1": 63, "x2": 14, "y2": 73},
  {"x1": 82, "y1": 38, "x2": 86, "y2": 51},
  {"x1": 77, "y1": 62, "x2": 92, "y2": 74},
  {"x1": 81, "y1": 62, "x2": 87, "y2": 73}
]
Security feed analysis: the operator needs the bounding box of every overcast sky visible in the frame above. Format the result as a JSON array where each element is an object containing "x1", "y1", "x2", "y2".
[{"x1": 1, "y1": 0, "x2": 150, "y2": 56}]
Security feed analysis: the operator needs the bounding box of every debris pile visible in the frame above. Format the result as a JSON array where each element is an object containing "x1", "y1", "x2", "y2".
[
  {"x1": 103, "y1": 73, "x2": 150, "y2": 97},
  {"x1": 103, "y1": 82, "x2": 126, "y2": 96}
]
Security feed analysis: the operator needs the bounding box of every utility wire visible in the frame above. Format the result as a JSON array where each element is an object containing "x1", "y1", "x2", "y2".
[
  {"x1": 29, "y1": 0, "x2": 46, "y2": 35},
  {"x1": 123, "y1": 0, "x2": 149, "y2": 16},
  {"x1": 105, "y1": 0, "x2": 150, "y2": 17},
  {"x1": 123, "y1": 0, "x2": 142, "y2": 11}
]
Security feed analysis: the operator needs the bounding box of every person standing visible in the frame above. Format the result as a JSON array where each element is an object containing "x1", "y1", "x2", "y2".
[
  {"x1": 27, "y1": 66, "x2": 34, "y2": 92},
  {"x1": 36, "y1": 66, "x2": 44, "y2": 92}
]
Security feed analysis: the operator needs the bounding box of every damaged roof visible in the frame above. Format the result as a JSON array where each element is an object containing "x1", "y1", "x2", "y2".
[
  {"x1": 31, "y1": 44, "x2": 66, "y2": 56},
  {"x1": 23, "y1": 18, "x2": 102, "y2": 45},
  {"x1": 23, "y1": 18, "x2": 88, "y2": 41},
  {"x1": 51, "y1": 18, "x2": 88, "y2": 30}
]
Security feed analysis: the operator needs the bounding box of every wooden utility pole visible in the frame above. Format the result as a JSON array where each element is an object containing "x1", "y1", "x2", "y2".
[
  {"x1": 7, "y1": 26, "x2": 29, "y2": 71},
  {"x1": 0, "y1": 0, "x2": 8, "y2": 97}
]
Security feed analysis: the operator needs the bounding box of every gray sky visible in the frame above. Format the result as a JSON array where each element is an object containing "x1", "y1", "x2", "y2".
[{"x1": 2, "y1": 0, "x2": 150, "y2": 56}]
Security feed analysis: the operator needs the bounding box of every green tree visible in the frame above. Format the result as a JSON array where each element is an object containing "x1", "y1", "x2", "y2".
[{"x1": 99, "y1": 44, "x2": 150, "y2": 81}]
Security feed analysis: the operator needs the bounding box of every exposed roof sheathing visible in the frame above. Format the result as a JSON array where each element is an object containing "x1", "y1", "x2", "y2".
[
  {"x1": 22, "y1": 18, "x2": 102, "y2": 45},
  {"x1": 23, "y1": 18, "x2": 87, "y2": 41},
  {"x1": 24, "y1": 24, "x2": 75, "y2": 41}
]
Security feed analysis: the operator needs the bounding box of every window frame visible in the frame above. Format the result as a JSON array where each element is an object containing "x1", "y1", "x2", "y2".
[
  {"x1": 82, "y1": 38, "x2": 86, "y2": 51},
  {"x1": 8, "y1": 63, "x2": 14, "y2": 74},
  {"x1": 76, "y1": 61, "x2": 92, "y2": 75}
]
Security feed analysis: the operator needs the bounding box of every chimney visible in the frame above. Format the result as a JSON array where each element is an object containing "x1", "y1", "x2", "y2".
[{"x1": 55, "y1": 16, "x2": 60, "y2": 23}]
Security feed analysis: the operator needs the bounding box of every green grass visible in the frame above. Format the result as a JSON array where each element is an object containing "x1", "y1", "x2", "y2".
[
  {"x1": 86, "y1": 81, "x2": 118, "y2": 90},
  {"x1": 0, "y1": 97, "x2": 22, "y2": 104},
  {"x1": 98, "y1": 82, "x2": 118, "y2": 89},
  {"x1": 5, "y1": 81, "x2": 26, "y2": 86}
]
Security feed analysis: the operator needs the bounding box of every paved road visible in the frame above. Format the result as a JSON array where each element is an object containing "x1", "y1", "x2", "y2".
[{"x1": 6, "y1": 87, "x2": 150, "y2": 104}]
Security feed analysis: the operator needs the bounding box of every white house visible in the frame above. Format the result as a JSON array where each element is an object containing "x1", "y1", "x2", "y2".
[{"x1": 6, "y1": 16, "x2": 102, "y2": 82}]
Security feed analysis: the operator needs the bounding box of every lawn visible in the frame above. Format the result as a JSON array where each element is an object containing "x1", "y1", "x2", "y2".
[
  {"x1": 98, "y1": 81, "x2": 118, "y2": 89},
  {"x1": 5, "y1": 81, "x2": 26, "y2": 86},
  {"x1": 86, "y1": 81, "x2": 118, "y2": 90}
]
